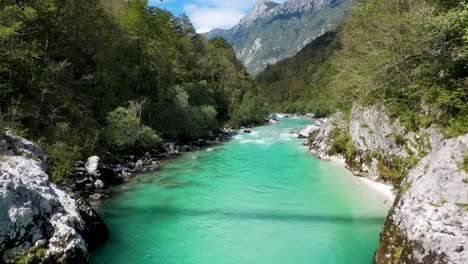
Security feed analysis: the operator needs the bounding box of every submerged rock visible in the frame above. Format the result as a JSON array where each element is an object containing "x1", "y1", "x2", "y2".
[
  {"x1": 76, "y1": 198, "x2": 109, "y2": 249},
  {"x1": 269, "y1": 119, "x2": 279, "y2": 124}
]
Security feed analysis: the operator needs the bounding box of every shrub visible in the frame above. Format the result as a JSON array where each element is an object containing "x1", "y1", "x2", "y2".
[
  {"x1": 230, "y1": 93, "x2": 269, "y2": 127},
  {"x1": 106, "y1": 101, "x2": 161, "y2": 149},
  {"x1": 43, "y1": 142, "x2": 82, "y2": 184}
]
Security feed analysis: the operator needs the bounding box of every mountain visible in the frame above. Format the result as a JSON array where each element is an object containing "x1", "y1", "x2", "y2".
[
  {"x1": 205, "y1": 0, "x2": 354, "y2": 75},
  {"x1": 256, "y1": 31, "x2": 340, "y2": 115}
]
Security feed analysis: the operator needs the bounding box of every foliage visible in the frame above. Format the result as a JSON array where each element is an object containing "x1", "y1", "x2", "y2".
[
  {"x1": 43, "y1": 142, "x2": 82, "y2": 184},
  {"x1": 460, "y1": 152, "x2": 468, "y2": 173},
  {"x1": 332, "y1": 0, "x2": 468, "y2": 135},
  {"x1": 0, "y1": 0, "x2": 260, "y2": 182},
  {"x1": 230, "y1": 92, "x2": 269, "y2": 127},
  {"x1": 328, "y1": 128, "x2": 355, "y2": 160},
  {"x1": 256, "y1": 0, "x2": 467, "y2": 135},
  {"x1": 210, "y1": 0, "x2": 354, "y2": 74},
  {"x1": 6, "y1": 245, "x2": 46, "y2": 264},
  {"x1": 106, "y1": 100, "x2": 161, "y2": 149},
  {"x1": 256, "y1": 32, "x2": 340, "y2": 116}
]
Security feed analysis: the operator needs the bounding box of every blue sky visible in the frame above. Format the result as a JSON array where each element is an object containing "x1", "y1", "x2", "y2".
[{"x1": 149, "y1": 0, "x2": 286, "y2": 33}]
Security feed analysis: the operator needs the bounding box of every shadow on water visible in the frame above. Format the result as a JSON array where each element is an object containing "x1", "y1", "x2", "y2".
[{"x1": 105, "y1": 206, "x2": 385, "y2": 225}]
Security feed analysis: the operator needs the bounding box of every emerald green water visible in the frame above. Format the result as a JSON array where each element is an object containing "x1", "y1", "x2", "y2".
[{"x1": 91, "y1": 118, "x2": 390, "y2": 264}]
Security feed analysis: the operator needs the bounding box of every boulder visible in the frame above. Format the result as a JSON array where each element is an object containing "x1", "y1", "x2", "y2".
[
  {"x1": 76, "y1": 198, "x2": 109, "y2": 249},
  {"x1": 94, "y1": 180, "x2": 105, "y2": 189},
  {"x1": 243, "y1": 129, "x2": 252, "y2": 134},
  {"x1": 298, "y1": 124, "x2": 321, "y2": 139},
  {"x1": 269, "y1": 119, "x2": 279, "y2": 124},
  {"x1": 85, "y1": 156, "x2": 100, "y2": 176},
  {"x1": 0, "y1": 134, "x2": 89, "y2": 263}
]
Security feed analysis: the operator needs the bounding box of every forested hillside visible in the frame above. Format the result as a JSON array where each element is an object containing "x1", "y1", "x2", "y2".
[
  {"x1": 206, "y1": 0, "x2": 354, "y2": 75},
  {"x1": 258, "y1": 0, "x2": 467, "y2": 135},
  {"x1": 256, "y1": 31, "x2": 340, "y2": 117},
  {"x1": 0, "y1": 0, "x2": 267, "y2": 182}
]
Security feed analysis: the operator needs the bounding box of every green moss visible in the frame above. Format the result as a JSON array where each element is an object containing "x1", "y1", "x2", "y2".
[
  {"x1": 455, "y1": 203, "x2": 468, "y2": 210},
  {"x1": 308, "y1": 130, "x2": 319, "y2": 142},
  {"x1": 389, "y1": 133, "x2": 407, "y2": 147},
  {"x1": 429, "y1": 197, "x2": 449, "y2": 207},
  {"x1": 328, "y1": 128, "x2": 355, "y2": 160},
  {"x1": 398, "y1": 181, "x2": 413, "y2": 196},
  {"x1": 404, "y1": 143, "x2": 414, "y2": 156},
  {"x1": 6, "y1": 245, "x2": 46, "y2": 264},
  {"x1": 458, "y1": 152, "x2": 468, "y2": 173},
  {"x1": 360, "y1": 136, "x2": 368, "y2": 147},
  {"x1": 424, "y1": 164, "x2": 430, "y2": 174},
  {"x1": 393, "y1": 246, "x2": 404, "y2": 261}
]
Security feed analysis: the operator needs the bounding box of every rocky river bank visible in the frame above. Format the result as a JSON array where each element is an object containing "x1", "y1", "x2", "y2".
[
  {"x1": 66, "y1": 133, "x2": 231, "y2": 202},
  {"x1": 301, "y1": 104, "x2": 468, "y2": 264},
  {"x1": 0, "y1": 130, "x2": 233, "y2": 263}
]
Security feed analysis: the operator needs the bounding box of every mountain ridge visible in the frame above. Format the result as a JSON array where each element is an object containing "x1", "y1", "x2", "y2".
[{"x1": 205, "y1": 0, "x2": 354, "y2": 75}]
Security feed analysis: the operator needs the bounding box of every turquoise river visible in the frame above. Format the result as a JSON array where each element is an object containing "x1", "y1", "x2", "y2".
[{"x1": 91, "y1": 118, "x2": 391, "y2": 264}]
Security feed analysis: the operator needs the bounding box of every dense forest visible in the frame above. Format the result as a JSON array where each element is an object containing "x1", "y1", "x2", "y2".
[
  {"x1": 257, "y1": 0, "x2": 467, "y2": 136},
  {"x1": 0, "y1": 0, "x2": 268, "y2": 182},
  {"x1": 1, "y1": 0, "x2": 466, "y2": 183}
]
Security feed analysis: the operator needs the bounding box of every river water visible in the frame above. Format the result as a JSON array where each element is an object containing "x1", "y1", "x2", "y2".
[{"x1": 91, "y1": 118, "x2": 391, "y2": 264}]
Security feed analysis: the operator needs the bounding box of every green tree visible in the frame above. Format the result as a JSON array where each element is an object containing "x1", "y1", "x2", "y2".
[{"x1": 106, "y1": 100, "x2": 161, "y2": 149}]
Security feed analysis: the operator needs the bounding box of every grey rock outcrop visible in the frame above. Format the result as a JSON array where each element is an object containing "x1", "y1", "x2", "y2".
[
  {"x1": 376, "y1": 135, "x2": 468, "y2": 264},
  {"x1": 0, "y1": 133, "x2": 107, "y2": 263},
  {"x1": 307, "y1": 104, "x2": 468, "y2": 263},
  {"x1": 298, "y1": 123, "x2": 321, "y2": 138},
  {"x1": 308, "y1": 112, "x2": 346, "y2": 159},
  {"x1": 309, "y1": 104, "x2": 441, "y2": 183}
]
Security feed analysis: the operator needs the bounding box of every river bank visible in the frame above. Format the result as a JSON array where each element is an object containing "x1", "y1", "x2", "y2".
[
  {"x1": 90, "y1": 117, "x2": 391, "y2": 264},
  {"x1": 67, "y1": 131, "x2": 235, "y2": 202},
  {"x1": 0, "y1": 115, "x2": 396, "y2": 263},
  {"x1": 303, "y1": 104, "x2": 468, "y2": 264}
]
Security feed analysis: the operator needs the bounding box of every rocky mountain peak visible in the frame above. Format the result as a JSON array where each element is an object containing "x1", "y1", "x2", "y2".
[
  {"x1": 205, "y1": 0, "x2": 353, "y2": 74},
  {"x1": 279, "y1": 0, "x2": 339, "y2": 13},
  {"x1": 240, "y1": 0, "x2": 279, "y2": 26}
]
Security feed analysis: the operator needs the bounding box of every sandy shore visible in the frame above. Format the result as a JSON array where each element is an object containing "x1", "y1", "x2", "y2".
[
  {"x1": 358, "y1": 177, "x2": 395, "y2": 201},
  {"x1": 316, "y1": 154, "x2": 396, "y2": 201}
]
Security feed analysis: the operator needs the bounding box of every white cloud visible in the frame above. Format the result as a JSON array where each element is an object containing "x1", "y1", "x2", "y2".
[
  {"x1": 186, "y1": 5, "x2": 245, "y2": 33},
  {"x1": 185, "y1": 0, "x2": 287, "y2": 33}
]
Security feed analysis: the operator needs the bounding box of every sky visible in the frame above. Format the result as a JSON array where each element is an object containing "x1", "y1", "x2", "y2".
[{"x1": 149, "y1": 0, "x2": 286, "y2": 33}]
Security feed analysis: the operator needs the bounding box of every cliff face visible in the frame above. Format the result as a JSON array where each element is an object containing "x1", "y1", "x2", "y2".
[
  {"x1": 308, "y1": 104, "x2": 468, "y2": 264},
  {"x1": 376, "y1": 135, "x2": 468, "y2": 264},
  {"x1": 0, "y1": 133, "x2": 107, "y2": 263}
]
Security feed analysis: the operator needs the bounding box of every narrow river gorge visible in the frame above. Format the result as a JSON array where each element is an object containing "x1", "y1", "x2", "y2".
[{"x1": 91, "y1": 118, "x2": 391, "y2": 264}]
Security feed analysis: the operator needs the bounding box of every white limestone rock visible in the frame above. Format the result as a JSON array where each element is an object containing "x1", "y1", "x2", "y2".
[
  {"x1": 376, "y1": 135, "x2": 468, "y2": 264},
  {"x1": 85, "y1": 156, "x2": 100, "y2": 176},
  {"x1": 0, "y1": 134, "x2": 88, "y2": 262}
]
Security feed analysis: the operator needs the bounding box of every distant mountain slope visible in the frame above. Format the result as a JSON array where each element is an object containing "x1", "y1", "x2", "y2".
[
  {"x1": 206, "y1": 0, "x2": 354, "y2": 75},
  {"x1": 256, "y1": 31, "x2": 340, "y2": 116}
]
